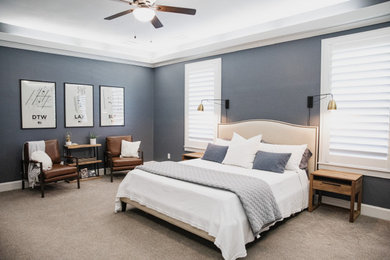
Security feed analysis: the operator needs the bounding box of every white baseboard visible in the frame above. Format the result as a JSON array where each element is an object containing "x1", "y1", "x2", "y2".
[
  {"x1": 0, "y1": 168, "x2": 106, "y2": 193},
  {"x1": 0, "y1": 180, "x2": 24, "y2": 192},
  {"x1": 322, "y1": 196, "x2": 390, "y2": 221}
]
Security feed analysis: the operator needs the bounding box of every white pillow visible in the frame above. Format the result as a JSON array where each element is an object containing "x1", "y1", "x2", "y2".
[
  {"x1": 222, "y1": 133, "x2": 262, "y2": 168},
  {"x1": 230, "y1": 132, "x2": 247, "y2": 143},
  {"x1": 214, "y1": 132, "x2": 254, "y2": 146},
  {"x1": 120, "y1": 140, "x2": 141, "y2": 158},
  {"x1": 258, "y1": 143, "x2": 307, "y2": 171},
  {"x1": 30, "y1": 151, "x2": 52, "y2": 171},
  {"x1": 214, "y1": 138, "x2": 231, "y2": 146}
]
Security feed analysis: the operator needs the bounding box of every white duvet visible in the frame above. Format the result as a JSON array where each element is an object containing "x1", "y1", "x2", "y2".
[{"x1": 115, "y1": 159, "x2": 309, "y2": 260}]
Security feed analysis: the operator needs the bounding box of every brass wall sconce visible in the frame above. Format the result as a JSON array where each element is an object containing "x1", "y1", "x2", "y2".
[
  {"x1": 197, "y1": 99, "x2": 230, "y2": 111},
  {"x1": 307, "y1": 93, "x2": 337, "y2": 125}
]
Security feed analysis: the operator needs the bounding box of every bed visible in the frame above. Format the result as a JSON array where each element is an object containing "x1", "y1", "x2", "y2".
[{"x1": 115, "y1": 120, "x2": 318, "y2": 260}]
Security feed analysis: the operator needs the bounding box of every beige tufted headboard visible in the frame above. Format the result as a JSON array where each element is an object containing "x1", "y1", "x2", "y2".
[{"x1": 218, "y1": 120, "x2": 318, "y2": 174}]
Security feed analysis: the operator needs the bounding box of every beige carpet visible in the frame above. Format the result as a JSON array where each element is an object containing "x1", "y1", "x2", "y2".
[{"x1": 0, "y1": 175, "x2": 389, "y2": 260}]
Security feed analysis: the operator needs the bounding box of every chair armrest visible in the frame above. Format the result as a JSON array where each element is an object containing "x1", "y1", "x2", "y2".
[
  {"x1": 24, "y1": 160, "x2": 44, "y2": 180},
  {"x1": 31, "y1": 161, "x2": 44, "y2": 173},
  {"x1": 29, "y1": 159, "x2": 40, "y2": 164}
]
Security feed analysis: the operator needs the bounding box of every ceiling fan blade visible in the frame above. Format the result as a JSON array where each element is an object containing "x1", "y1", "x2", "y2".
[
  {"x1": 151, "y1": 15, "x2": 163, "y2": 29},
  {"x1": 104, "y1": 9, "x2": 134, "y2": 20},
  {"x1": 109, "y1": 0, "x2": 134, "y2": 5},
  {"x1": 156, "y1": 5, "x2": 196, "y2": 15},
  {"x1": 118, "y1": 0, "x2": 133, "y2": 4}
]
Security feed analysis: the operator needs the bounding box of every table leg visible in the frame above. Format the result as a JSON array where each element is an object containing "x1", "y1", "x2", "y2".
[
  {"x1": 350, "y1": 180, "x2": 356, "y2": 222},
  {"x1": 65, "y1": 148, "x2": 71, "y2": 164},
  {"x1": 355, "y1": 178, "x2": 362, "y2": 221},
  {"x1": 357, "y1": 191, "x2": 362, "y2": 213},
  {"x1": 308, "y1": 174, "x2": 314, "y2": 212},
  {"x1": 95, "y1": 147, "x2": 99, "y2": 176},
  {"x1": 318, "y1": 191, "x2": 322, "y2": 205}
]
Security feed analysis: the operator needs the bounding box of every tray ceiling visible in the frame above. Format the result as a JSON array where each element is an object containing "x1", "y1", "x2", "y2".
[{"x1": 0, "y1": 0, "x2": 389, "y2": 67}]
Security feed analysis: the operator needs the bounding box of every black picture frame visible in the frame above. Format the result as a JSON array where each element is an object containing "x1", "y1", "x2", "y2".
[
  {"x1": 64, "y1": 82, "x2": 94, "y2": 128},
  {"x1": 99, "y1": 85, "x2": 125, "y2": 127},
  {"x1": 20, "y1": 79, "x2": 57, "y2": 129}
]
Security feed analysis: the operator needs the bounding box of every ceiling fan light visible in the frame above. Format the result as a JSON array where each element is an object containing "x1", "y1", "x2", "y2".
[{"x1": 133, "y1": 8, "x2": 156, "y2": 22}]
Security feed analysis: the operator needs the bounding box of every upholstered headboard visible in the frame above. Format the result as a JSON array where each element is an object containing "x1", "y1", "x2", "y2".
[{"x1": 218, "y1": 120, "x2": 318, "y2": 174}]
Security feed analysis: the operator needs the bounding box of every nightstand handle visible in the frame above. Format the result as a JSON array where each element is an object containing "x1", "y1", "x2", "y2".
[{"x1": 322, "y1": 181, "x2": 341, "y2": 186}]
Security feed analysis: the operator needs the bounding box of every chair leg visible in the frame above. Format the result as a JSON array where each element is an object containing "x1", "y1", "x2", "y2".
[
  {"x1": 40, "y1": 183, "x2": 44, "y2": 198},
  {"x1": 104, "y1": 156, "x2": 106, "y2": 175},
  {"x1": 22, "y1": 175, "x2": 25, "y2": 190},
  {"x1": 40, "y1": 173, "x2": 45, "y2": 198},
  {"x1": 77, "y1": 172, "x2": 80, "y2": 189},
  {"x1": 111, "y1": 167, "x2": 113, "y2": 182},
  {"x1": 21, "y1": 161, "x2": 25, "y2": 190}
]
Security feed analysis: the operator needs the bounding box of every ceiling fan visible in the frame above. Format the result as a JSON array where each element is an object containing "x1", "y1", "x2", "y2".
[{"x1": 105, "y1": 0, "x2": 196, "y2": 29}]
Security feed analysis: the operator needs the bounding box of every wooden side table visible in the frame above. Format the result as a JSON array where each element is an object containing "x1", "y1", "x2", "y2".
[
  {"x1": 308, "y1": 169, "x2": 363, "y2": 222},
  {"x1": 182, "y1": 152, "x2": 204, "y2": 161},
  {"x1": 64, "y1": 144, "x2": 102, "y2": 178}
]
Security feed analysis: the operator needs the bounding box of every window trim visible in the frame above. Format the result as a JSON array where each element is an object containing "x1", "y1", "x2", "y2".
[
  {"x1": 184, "y1": 58, "x2": 222, "y2": 151},
  {"x1": 319, "y1": 27, "x2": 390, "y2": 178}
]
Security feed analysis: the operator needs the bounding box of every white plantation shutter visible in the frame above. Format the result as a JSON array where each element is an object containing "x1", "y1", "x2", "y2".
[
  {"x1": 185, "y1": 58, "x2": 221, "y2": 150},
  {"x1": 320, "y1": 27, "x2": 390, "y2": 171}
]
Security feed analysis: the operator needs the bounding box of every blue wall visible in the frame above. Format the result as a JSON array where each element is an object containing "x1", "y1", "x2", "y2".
[
  {"x1": 0, "y1": 47, "x2": 154, "y2": 183},
  {"x1": 153, "y1": 22, "x2": 390, "y2": 209},
  {"x1": 1, "y1": 22, "x2": 389, "y2": 209}
]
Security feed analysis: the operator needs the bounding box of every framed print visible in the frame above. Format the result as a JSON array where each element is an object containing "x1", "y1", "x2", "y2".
[
  {"x1": 100, "y1": 86, "x2": 125, "y2": 126},
  {"x1": 64, "y1": 83, "x2": 94, "y2": 127},
  {"x1": 20, "y1": 80, "x2": 56, "y2": 129}
]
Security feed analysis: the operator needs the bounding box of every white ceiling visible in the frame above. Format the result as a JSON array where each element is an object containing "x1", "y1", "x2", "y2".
[{"x1": 0, "y1": 0, "x2": 389, "y2": 66}]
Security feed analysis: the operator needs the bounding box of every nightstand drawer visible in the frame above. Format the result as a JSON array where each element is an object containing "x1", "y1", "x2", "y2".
[{"x1": 312, "y1": 180, "x2": 351, "y2": 195}]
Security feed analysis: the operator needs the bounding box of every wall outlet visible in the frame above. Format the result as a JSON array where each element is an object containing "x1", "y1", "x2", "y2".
[{"x1": 167, "y1": 153, "x2": 171, "y2": 160}]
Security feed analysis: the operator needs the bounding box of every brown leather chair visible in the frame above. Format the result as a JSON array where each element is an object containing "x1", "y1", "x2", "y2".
[
  {"x1": 22, "y1": 139, "x2": 80, "y2": 197},
  {"x1": 104, "y1": 135, "x2": 143, "y2": 182}
]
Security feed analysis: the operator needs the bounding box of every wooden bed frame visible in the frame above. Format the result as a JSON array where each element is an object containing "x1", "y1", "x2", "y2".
[
  {"x1": 120, "y1": 197, "x2": 215, "y2": 242},
  {"x1": 120, "y1": 119, "x2": 318, "y2": 243}
]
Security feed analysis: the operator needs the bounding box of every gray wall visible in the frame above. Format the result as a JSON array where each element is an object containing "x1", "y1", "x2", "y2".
[
  {"x1": 0, "y1": 47, "x2": 154, "y2": 183},
  {"x1": 153, "y1": 22, "x2": 390, "y2": 209},
  {"x1": 1, "y1": 22, "x2": 389, "y2": 209}
]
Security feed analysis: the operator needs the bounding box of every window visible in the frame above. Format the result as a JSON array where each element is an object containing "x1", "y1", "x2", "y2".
[
  {"x1": 320, "y1": 27, "x2": 390, "y2": 172},
  {"x1": 185, "y1": 58, "x2": 221, "y2": 151}
]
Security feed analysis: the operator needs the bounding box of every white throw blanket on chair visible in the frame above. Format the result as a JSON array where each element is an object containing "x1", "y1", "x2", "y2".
[{"x1": 23, "y1": 141, "x2": 50, "y2": 188}]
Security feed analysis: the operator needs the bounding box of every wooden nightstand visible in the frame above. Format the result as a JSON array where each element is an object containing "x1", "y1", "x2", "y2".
[
  {"x1": 182, "y1": 152, "x2": 204, "y2": 160},
  {"x1": 308, "y1": 169, "x2": 363, "y2": 222}
]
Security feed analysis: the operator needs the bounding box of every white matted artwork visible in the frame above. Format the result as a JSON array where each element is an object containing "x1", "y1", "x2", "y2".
[
  {"x1": 65, "y1": 83, "x2": 94, "y2": 127},
  {"x1": 20, "y1": 80, "x2": 56, "y2": 129},
  {"x1": 100, "y1": 86, "x2": 125, "y2": 126}
]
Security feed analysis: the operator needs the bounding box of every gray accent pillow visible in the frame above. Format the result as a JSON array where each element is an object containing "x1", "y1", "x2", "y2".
[
  {"x1": 252, "y1": 151, "x2": 292, "y2": 173},
  {"x1": 299, "y1": 148, "x2": 313, "y2": 170},
  {"x1": 202, "y1": 143, "x2": 229, "y2": 163}
]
